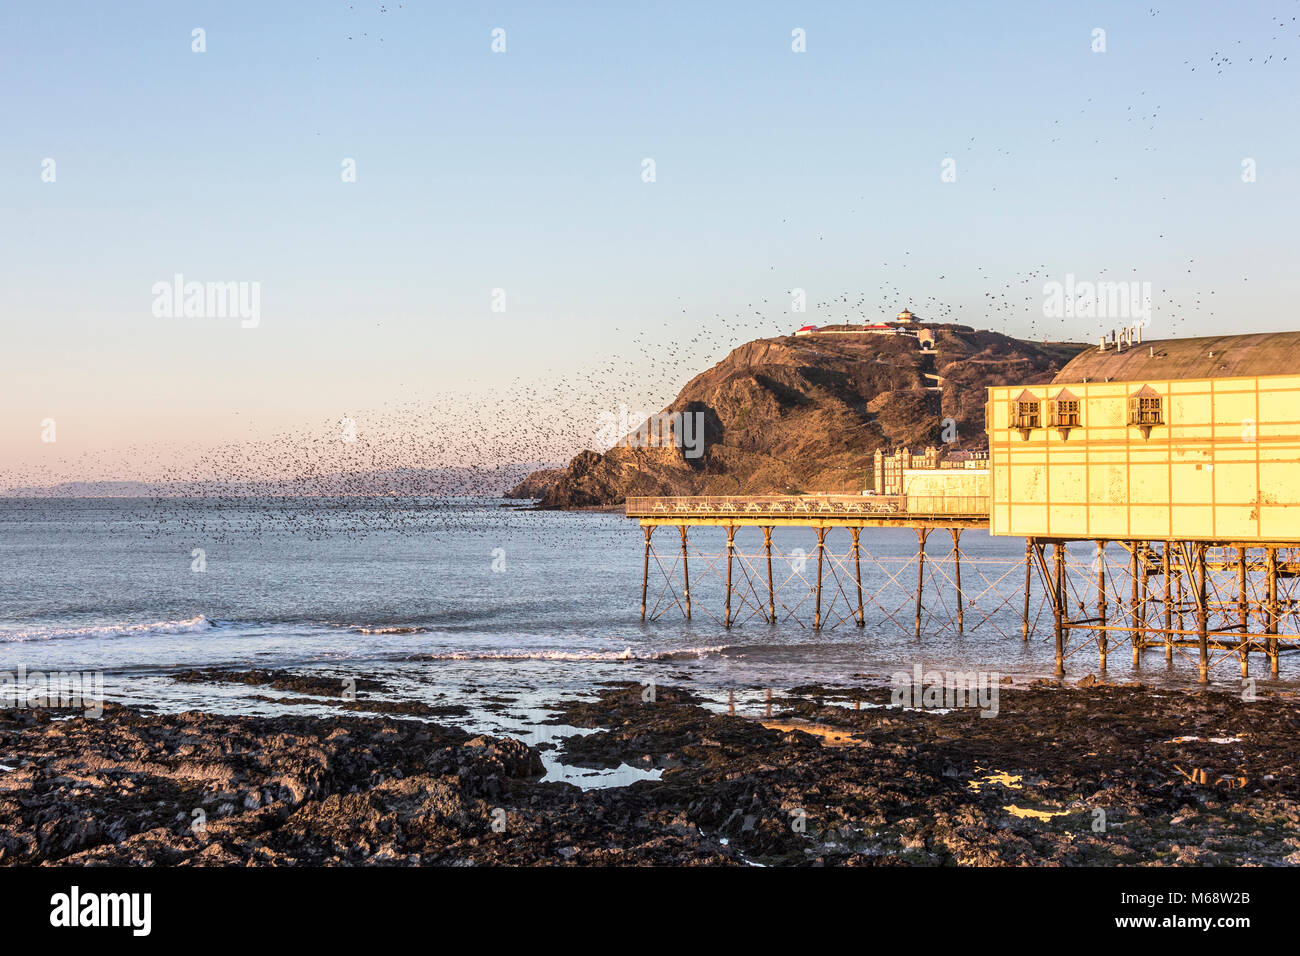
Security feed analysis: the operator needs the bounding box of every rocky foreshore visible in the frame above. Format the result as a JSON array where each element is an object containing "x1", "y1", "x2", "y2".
[{"x1": 2, "y1": 679, "x2": 1298, "y2": 865}]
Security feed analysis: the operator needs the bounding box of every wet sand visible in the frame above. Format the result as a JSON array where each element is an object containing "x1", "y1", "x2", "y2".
[{"x1": 1, "y1": 676, "x2": 1298, "y2": 865}]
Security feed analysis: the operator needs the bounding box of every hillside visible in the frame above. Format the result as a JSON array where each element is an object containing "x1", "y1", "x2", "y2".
[{"x1": 515, "y1": 325, "x2": 1087, "y2": 508}]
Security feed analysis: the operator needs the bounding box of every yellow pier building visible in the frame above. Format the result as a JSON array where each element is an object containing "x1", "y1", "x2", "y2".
[{"x1": 987, "y1": 331, "x2": 1300, "y2": 544}]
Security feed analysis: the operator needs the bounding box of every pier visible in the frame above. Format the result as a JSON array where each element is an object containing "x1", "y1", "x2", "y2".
[
  {"x1": 628, "y1": 494, "x2": 990, "y2": 638},
  {"x1": 626, "y1": 494, "x2": 1300, "y2": 680},
  {"x1": 626, "y1": 332, "x2": 1300, "y2": 681}
]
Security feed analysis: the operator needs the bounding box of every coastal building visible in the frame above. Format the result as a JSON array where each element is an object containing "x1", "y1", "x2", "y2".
[
  {"x1": 872, "y1": 445, "x2": 989, "y2": 496},
  {"x1": 790, "y1": 308, "x2": 935, "y2": 348},
  {"x1": 900, "y1": 466, "x2": 989, "y2": 517},
  {"x1": 985, "y1": 331, "x2": 1300, "y2": 542},
  {"x1": 873, "y1": 445, "x2": 941, "y2": 495}
]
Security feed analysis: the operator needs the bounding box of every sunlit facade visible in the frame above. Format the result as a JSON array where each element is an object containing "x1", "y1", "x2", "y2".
[{"x1": 987, "y1": 333, "x2": 1300, "y2": 543}]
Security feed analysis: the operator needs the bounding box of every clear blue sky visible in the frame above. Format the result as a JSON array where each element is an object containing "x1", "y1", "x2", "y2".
[{"x1": 2, "y1": 1, "x2": 1298, "y2": 480}]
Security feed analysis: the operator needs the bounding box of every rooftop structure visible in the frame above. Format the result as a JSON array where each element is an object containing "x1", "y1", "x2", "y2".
[{"x1": 1052, "y1": 331, "x2": 1300, "y2": 384}]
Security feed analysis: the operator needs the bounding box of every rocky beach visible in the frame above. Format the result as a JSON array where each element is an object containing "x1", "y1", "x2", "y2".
[{"x1": 3, "y1": 675, "x2": 1297, "y2": 866}]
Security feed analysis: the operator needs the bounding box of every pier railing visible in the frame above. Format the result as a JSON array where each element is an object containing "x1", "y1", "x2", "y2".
[{"x1": 624, "y1": 494, "x2": 989, "y2": 519}]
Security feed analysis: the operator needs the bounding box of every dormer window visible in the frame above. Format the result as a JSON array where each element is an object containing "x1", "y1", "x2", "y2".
[
  {"x1": 1048, "y1": 390, "x2": 1080, "y2": 439},
  {"x1": 1128, "y1": 385, "x2": 1163, "y2": 439},
  {"x1": 1011, "y1": 390, "x2": 1040, "y2": 439}
]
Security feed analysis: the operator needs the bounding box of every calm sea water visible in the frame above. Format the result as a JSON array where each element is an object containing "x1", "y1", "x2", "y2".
[{"x1": 0, "y1": 498, "x2": 1283, "y2": 732}]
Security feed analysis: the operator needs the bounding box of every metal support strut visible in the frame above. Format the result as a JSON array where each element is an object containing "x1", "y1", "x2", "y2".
[
  {"x1": 914, "y1": 528, "x2": 929, "y2": 640},
  {"x1": 640, "y1": 526, "x2": 653, "y2": 621}
]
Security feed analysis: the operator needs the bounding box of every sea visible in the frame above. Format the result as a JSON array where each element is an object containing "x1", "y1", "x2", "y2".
[{"x1": 0, "y1": 497, "x2": 1285, "y2": 782}]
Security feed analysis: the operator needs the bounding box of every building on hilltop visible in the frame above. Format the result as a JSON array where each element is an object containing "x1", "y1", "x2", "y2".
[{"x1": 791, "y1": 306, "x2": 935, "y2": 348}]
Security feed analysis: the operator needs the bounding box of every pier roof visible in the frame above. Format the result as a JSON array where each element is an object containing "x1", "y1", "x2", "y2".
[{"x1": 1052, "y1": 331, "x2": 1300, "y2": 383}]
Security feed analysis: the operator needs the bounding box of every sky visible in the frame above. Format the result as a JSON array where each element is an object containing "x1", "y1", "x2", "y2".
[{"x1": 2, "y1": 1, "x2": 1298, "y2": 484}]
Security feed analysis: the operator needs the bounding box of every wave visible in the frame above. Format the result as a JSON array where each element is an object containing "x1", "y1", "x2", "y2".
[
  {"x1": 409, "y1": 645, "x2": 730, "y2": 663},
  {"x1": 0, "y1": 614, "x2": 214, "y2": 643}
]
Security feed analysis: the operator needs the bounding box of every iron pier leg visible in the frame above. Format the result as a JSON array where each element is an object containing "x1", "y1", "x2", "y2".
[
  {"x1": 1130, "y1": 541, "x2": 1141, "y2": 668},
  {"x1": 679, "y1": 525, "x2": 691, "y2": 620},
  {"x1": 1176, "y1": 562, "x2": 1186, "y2": 635},
  {"x1": 915, "y1": 528, "x2": 929, "y2": 641},
  {"x1": 1194, "y1": 543, "x2": 1209, "y2": 684},
  {"x1": 950, "y1": 528, "x2": 963, "y2": 634},
  {"x1": 640, "y1": 525, "x2": 653, "y2": 621},
  {"x1": 724, "y1": 525, "x2": 736, "y2": 629},
  {"x1": 814, "y1": 527, "x2": 827, "y2": 630},
  {"x1": 852, "y1": 527, "x2": 864, "y2": 627},
  {"x1": 763, "y1": 526, "x2": 776, "y2": 624},
  {"x1": 1163, "y1": 541, "x2": 1174, "y2": 664},
  {"x1": 1238, "y1": 547, "x2": 1249, "y2": 678},
  {"x1": 1268, "y1": 547, "x2": 1280, "y2": 677},
  {"x1": 1023, "y1": 538, "x2": 1032, "y2": 641},
  {"x1": 1097, "y1": 541, "x2": 1108, "y2": 671},
  {"x1": 1138, "y1": 542, "x2": 1149, "y2": 658},
  {"x1": 1052, "y1": 541, "x2": 1066, "y2": 678}
]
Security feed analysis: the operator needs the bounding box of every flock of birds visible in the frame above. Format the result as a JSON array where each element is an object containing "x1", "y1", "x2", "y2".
[{"x1": 4, "y1": 4, "x2": 1296, "y2": 545}]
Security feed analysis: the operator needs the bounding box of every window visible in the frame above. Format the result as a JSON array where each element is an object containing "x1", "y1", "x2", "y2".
[
  {"x1": 1129, "y1": 396, "x2": 1162, "y2": 425},
  {"x1": 1128, "y1": 386, "x2": 1163, "y2": 438},
  {"x1": 1012, "y1": 399, "x2": 1040, "y2": 430},
  {"x1": 1049, "y1": 398, "x2": 1081, "y2": 428}
]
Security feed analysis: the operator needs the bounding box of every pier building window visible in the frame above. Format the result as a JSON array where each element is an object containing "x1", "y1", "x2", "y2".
[
  {"x1": 1013, "y1": 400, "x2": 1040, "y2": 429},
  {"x1": 1048, "y1": 391, "x2": 1081, "y2": 438},
  {"x1": 1011, "y1": 391, "x2": 1040, "y2": 439},
  {"x1": 1128, "y1": 386, "x2": 1163, "y2": 438}
]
